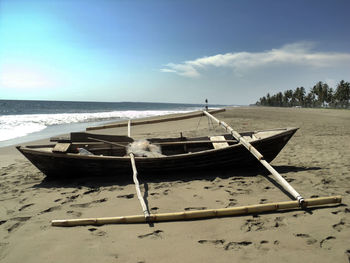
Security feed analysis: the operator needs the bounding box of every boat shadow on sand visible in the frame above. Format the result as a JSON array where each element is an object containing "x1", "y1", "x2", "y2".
[{"x1": 33, "y1": 164, "x2": 321, "y2": 190}]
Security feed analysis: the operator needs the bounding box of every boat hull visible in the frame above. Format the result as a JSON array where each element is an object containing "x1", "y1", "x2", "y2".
[{"x1": 17, "y1": 128, "x2": 298, "y2": 180}]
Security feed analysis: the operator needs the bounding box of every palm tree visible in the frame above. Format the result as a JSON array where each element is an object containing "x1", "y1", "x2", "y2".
[{"x1": 335, "y1": 80, "x2": 350, "y2": 108}]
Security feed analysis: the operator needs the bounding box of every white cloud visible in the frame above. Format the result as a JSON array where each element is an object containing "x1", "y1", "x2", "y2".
[{"x1": 161, "y1": 42, "x2": 350, "y2": 77}]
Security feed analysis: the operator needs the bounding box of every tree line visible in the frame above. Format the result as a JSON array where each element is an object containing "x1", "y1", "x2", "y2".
[{"x1": 256, "y1": 80, "x2": 350, "y2": 108}]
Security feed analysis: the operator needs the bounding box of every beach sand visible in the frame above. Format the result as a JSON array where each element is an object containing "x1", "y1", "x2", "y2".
[{"x1": 1, "y1": 107, "x2": 349, "y2": 262}]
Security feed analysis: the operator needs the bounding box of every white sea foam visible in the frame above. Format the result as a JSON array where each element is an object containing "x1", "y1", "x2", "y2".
[{"x1": 0, "y1": 110, "x2": 194, "y2": 142}]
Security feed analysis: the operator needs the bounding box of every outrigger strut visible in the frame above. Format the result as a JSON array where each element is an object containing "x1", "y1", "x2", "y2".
[{"x1": 203, "y1": 110, "x2": 305, "y2": 206}]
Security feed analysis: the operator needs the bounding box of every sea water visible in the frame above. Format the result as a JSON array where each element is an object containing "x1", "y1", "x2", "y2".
[{"x1": 0, "y1": 100, "x2": 217, "y2": 147}]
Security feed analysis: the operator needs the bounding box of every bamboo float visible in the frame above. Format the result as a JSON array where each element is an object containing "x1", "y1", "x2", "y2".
[
  {"x1": 51, "y1": 195, "x2": 341, "y2": 226},
  {"x1": 128, "y1": 120, "x2": 131, "y2": 137},
  {"x1": 130, "y1": 153, "x2": 150, "y2": 219},
  {"x1": 86, "y1": 109, "x2": 225, "y2": 131},
  {"x1": 203, "y1": 110, "x2": 305, "y2": 204}
]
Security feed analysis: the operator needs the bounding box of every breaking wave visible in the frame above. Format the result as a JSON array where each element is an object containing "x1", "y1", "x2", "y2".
[{"x1": 0, "y1": 110, "x2": 193, "y2": 142}]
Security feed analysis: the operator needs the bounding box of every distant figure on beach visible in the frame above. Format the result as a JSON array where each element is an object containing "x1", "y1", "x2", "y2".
[{"x1": 205, "y1": 99, "x2": 208, "y2": 111}]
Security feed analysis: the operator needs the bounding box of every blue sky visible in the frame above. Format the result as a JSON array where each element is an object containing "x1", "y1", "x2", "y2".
[{"x1": 0, "y1": 0, "x2": 349, "y2": 105}]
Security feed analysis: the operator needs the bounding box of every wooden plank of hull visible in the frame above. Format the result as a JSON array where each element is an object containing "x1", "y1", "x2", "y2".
[{"x1": 16, "y1": 128, "x2": 298, "y2": 179}]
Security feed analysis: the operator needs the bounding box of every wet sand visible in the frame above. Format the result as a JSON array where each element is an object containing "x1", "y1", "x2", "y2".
[{"x1": 1, "y1": 107, "x2": 349, "y2": 262}]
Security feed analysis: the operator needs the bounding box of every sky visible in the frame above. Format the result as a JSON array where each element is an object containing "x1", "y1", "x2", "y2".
[{"x1": 0, "y1": 0, "x2": 350, "y2": 105}]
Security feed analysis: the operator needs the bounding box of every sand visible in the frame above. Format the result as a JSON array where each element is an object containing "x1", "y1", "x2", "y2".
[{"x1": 1, "y1": 107, "x2": 349, "y2": 262}]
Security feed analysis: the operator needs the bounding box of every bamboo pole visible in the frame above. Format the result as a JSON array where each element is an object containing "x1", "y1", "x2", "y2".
[
  {"x1": 203, "y1": 110, "x2": 305, "y2": 205},
  {"x1": 86, "y1": 109, "x2": 225, "y2": 131},
  {"x1": 128, "y1": 120, "x2": 131, "y2": 137},
  {"x1": 129, "y1": 153, "x2": 150, "y2": 219},
  {"x1": 51, "y1": 195, "x2": 341, "y2": 226}
]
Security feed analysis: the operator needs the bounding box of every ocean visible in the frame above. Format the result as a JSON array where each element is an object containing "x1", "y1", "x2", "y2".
[{"x1": 0, "y1": 100, "x2": 219, "y2": 147}]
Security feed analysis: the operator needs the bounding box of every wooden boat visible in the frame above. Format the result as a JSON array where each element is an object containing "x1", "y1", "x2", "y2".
[
  {"x1": 41, "y1": 110, "x2": 342, "y2": 227},
  {"x1": 17, "y1": 127, "x2": 298, "y2": 179}
]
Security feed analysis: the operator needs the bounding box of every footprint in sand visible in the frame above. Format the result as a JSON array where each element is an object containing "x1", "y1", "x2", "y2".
[
  {"x1": 320, "y1": 236, "x2": 336, "y2": 249},
  {"x1": 256, "y1": 240, "x2": 270, "y2": 251},
  {"x1": 107, "y1": 186, "x2": 124, "y2": 191},
  {"x1": 224, "y1": 241, "x2": 252, "y2": 251},
  {"x1": 225, "y1": 198, "x2": 237, "y2": 207},
  {"x1": 61, "y1": 194, "x2": 80, "y2": 205},
  {"x1": 198, "y1": 239, "x2": 225, "y2": 246},
  {"x1": 6, "y1": 217, "x2": 31, "y2": 233},
  {"x1": 93, "y1": 230, "x2": 107, "y2": 237},
  {"x1": 7, "y1": 222, "x2": 21, "y2": 233},
  {"x1": 294, "y1": 233, "x2": 317, "y2": 245},
  {"x1": 66, "y1": 210, "x2": 82, "y2": 217},
  {"x1": 68, "y1": 194, "x2": 80, "y2": 200},
  {"x1": 332, "y1": 208, "x2": 350, "y2": 215},
  {"x1": 241, "y1": 218, "x2": 265, "y2": 232},
  {"x1": 83, "y1": 188, "x2": 100, "y2": 195},
  {"x1": 70, "y1": 198, "x2": 107, "y2": 208},
  {"x1": 117, "y1": 194, "x2": 134, "y2": 199},
  {"x1": 19, "y1": 198, "x2": 27, "y2": 204},
  {"x1": 18, "y1": 203, "x2": 34, "y2": 211},
  {"x1": 273, "y1": 216, "x2": 285, "y2": 228},
  {"x1": 70, "y1": 203, "x2": 90, "y2": 208},
  {"x1": 39, "y1": 206, "x2": 61, "y2": 214},
  {"x1": 162, "y1": 189, "x2": 170, "y2": 195},
  {"x1": 150, "y1": 207, "x2": 159, "y2": 212},
  {"x1": 154, "y1": 183, "x2": 171, "y2": 190},
  {"x1": 198, "y1": 239, "x2": 254, "y2": 251},
  {"x1": 88, "y1": 227, "x2": 107, "y2": 236},
  {"x1": 259, "y1": 198, "x2": 268, "y2": 204},
  {"x1": 333, "y1": 219, "x2": 346, "y2": 232},
  {"x1": 184, "y1": 207, "x2": 207, "y2": 211},
  {"x1": 345, "y1": 250, "x2": 350, "y2": 262},
  {"x1": 138, "y1": 230, "x2": 163, "y2": 239}
]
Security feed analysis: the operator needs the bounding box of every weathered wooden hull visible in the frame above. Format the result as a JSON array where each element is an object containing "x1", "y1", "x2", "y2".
[{"x1": 17, "y1": 128, "x2": 298, "y2": 180}]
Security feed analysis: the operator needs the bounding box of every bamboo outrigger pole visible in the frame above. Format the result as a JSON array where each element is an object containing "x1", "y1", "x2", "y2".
[
  {"x1": 127, "y1": 120, "x2": 131, "y2": 137},
  {"x1": 86, "y1": 109, "x2": 225, "y2": 131},
  {"x1": 51, "y1": 196, "x2": 341, "y2": 226},
  {"x1": 130, "y1": 153, "x2": 150, "y2": 219},
  {"x1": 203, "y1": 110, "x2": 305, "y2": 205}
]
